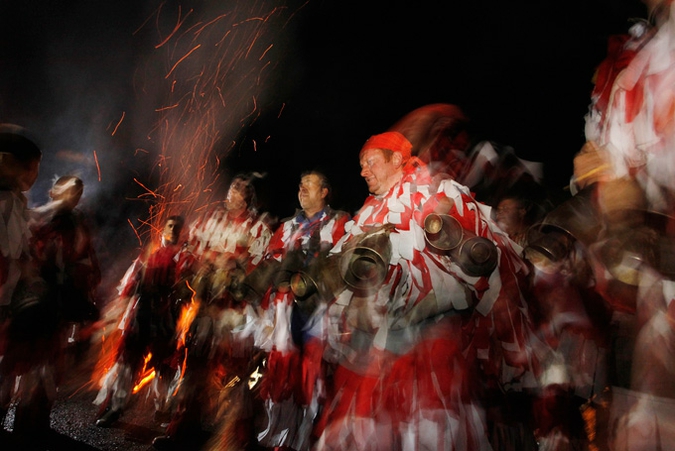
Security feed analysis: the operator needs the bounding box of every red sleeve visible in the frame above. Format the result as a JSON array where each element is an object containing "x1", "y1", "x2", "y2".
[
  {"x1": 331, "y1": 212, "x2": 350, "y2": 245},
  {"x1": 266, "y1": 225, "x2": 287, "y2": 261}
]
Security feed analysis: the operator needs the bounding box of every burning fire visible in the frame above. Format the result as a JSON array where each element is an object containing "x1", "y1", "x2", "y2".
[
  {"x1": 132, "y1": 352, "x2": 156, "y2": 394},
  {"x1": 130, "y1": 281, "x2": 201, "y2": 395},
  {"x1": 176, "y1": 280, "x2": 200, "y2": 350},
  {"x1": 90, "y1": 0, "x2": 306, "y2": 403}
]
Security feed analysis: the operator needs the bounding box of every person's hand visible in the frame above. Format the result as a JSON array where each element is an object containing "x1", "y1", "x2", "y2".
[{"x1": 573, "y1": 141, "x2": 612, "y2": 189}]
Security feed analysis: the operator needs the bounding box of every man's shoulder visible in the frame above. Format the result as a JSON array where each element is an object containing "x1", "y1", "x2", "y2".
[
  {"x1": 280, "y1": 209, "x2": 302, "y2": 225},
  {"x1": 325, "y1": 206, "x2": 350, "y2": 220}
]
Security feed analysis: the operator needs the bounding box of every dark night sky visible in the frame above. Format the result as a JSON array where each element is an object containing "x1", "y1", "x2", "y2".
[{"x1": 0, "y1": 0, "x2": 651, "y2": 290}]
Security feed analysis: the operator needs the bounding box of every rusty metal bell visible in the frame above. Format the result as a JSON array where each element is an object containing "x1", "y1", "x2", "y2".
[
  {"x1": 424, "y1": 213, "x2": 463, "y2": 251},
  {"x1": 273, "y1": 250, "x2": 305, "y2": 292},
  {"x1": 290, "y1": 253, "x2": 345, "y2": 312},
  {"x1": 535, "y1": 187, "x2": 602, "y2": 246},
  {"x1": 290, "y1": 253, "x2": 341, "y2": 300},
  {"x1": 232, "y1": 258, "x2": 281, "y2": 304},
  {"x1": 525, "y1": 228, "x2": 573, "y2": 263},
  {"x1": 456, "y1": 236, "x2": 498, "y2": 277},
  {"x1": 423, "y1": 213, "x2": 498, "y2": 277},
  {"x1": 339, "y1": 226, "x2": 393, "y2": 292}
]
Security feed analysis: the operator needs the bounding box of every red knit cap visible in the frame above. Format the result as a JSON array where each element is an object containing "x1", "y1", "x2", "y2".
[{"x1": 360, "y1": 131, "x2": 412, "y2": 159}]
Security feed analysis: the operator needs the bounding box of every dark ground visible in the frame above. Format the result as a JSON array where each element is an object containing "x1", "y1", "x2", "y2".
[
  {"x1": 0, "y1": 329, "x2": 266, "y2": 451},
  {"x1": 1, "y1": 345, "x2": 188, "y2": 451},
  {"x1": 2, "y1": 373, "x2": 167, "y2": 451}
]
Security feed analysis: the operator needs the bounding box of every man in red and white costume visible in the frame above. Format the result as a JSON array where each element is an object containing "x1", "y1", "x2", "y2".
[
  {"x1": 94, "y1": 215, "x2": 192, "y2": 428},
  {"x1": 0, "y1": 124, "x2": 46, "y2": 441},
  {"x1": 573, "y1": 1, "x2": 675, "y2": 448},
  {"x1": 254, "y1": 170, "x2": 350, "y2": 451},
  {"x1": 187, "y1": 173, "x2": 273, "y2": 275},
  {"x1": 152, "y1": 174, "x2": 274, "y2": 450},
  {"x1": 577, "y1": 0, "x2": 675, "y2": 210},
  {"x1": 314, "y1": 131, "x2": 538, "y2": 451}
]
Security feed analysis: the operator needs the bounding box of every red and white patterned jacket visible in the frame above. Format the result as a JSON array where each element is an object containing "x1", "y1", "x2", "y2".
[{"x1": 326, "y1": 157, "x2": 536, "y2": 389}]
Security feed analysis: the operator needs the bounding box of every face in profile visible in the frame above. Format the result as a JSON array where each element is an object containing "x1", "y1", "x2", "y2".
[{"x1": 359, "y1": 148, "x2": 401, "y2": 196}]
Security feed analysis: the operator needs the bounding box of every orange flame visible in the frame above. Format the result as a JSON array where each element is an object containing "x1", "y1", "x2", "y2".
[
  {"x1": 176, "y1": 281, "x2": 200, "y2": 349},
  {"x1": 132, "y1": 352, "x2": 156, "y2": 394},
  {"x1": 170, "y1": 281, "x2": 200, "y2": 396},
  {"x1": 91, "y1": 324, "x2": 122, "y2": 388}
]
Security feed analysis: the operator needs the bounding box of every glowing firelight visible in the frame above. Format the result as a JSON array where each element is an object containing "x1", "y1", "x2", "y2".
[
  {"x1": 132, "y1": 352, "x2": 156, "y2": 394},
  {"x1": 93, "y1": 150, "x2": 101, "y2": 181},
  {"x1": 111, "y1": 111, "x2": 125, "y2": 136},
  {"x1": 91, "y1": 0, "x2": 306, "y2": 403},
  {"x1": 125, "y1": 0, "x2": 303, "y2": 246},
  {"x1": 165, "y1": 44, "x2": 202, "y2": 79},
  {"x1": 176, "y1": 281, "x2": 200, "y2": 349},
  {"x1": 169, "y1": 281, "x2": 201, "y2": 396},
  {"x1": 127, "y1": 218, "x2": 142, "y2": 247}
]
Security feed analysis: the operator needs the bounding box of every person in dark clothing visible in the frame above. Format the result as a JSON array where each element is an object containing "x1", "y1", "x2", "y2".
[
  {"x1": 30, "y1": 175, "x2": 101, "y2": 368},
  {"x1": 93, "y1": 215, "x2": 191, "y2": 428},
  {"x1": 0, "y1": 124, "x2": 50, "y2": 444}
]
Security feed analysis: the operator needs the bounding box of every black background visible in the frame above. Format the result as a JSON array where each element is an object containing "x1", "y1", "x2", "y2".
[{"x1": 0, "y1": 0, "x2": 651, "y2": 290}]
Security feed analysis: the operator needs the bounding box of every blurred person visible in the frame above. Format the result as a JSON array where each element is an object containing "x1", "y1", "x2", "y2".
[
  {"x1": 0, "y1": 125, "x2": 42, "y2": 310},
  {"x1": 0, "y1": 124, "x2": 51, "y2": 441},
  {"x1": 314, "y1": 131, "x2": 539, "y2": 451},
  {"x1": 186, "y1": 172, "x2": 273, "y2": 272},
  {"x1": 29, "y1": 175, "x2": 101, "y2": 371},
  {"x1": 494, "y1": 191, "x2": 542, "y2": 249},
  {"x1": 388, "y1": 103, "x2": 471, "y2": 180},
  {"x1": 574, "y1": 0, "x2": 673, "y2": 212},
  {"x1": 152, "y1": 173, "x2": 274, "y2": 450},
  {"x1": 569, "y1": 1, "x2": 675, "y2": 447},
  {"x1": 251, "y1": 169, "x2": 350, "y2": 451},
  {"x1": 607, "y1": 265, "x2": 675, "y2": 451},
  {"x1": 530, "y1": 180, "x2": 675, "y2": 449},
  {"x1": 389, "y1": 103, "x2": 546, "y2": 208},
  {"x1": 588, "y1": 193, "x2": 675, "y2": 449},
  {"x1": 93, "y1": 215, "x2": 191, "y2": 428},
  {"x1": 522, "y1": 191, "x2": 615, "y2": 450}
]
